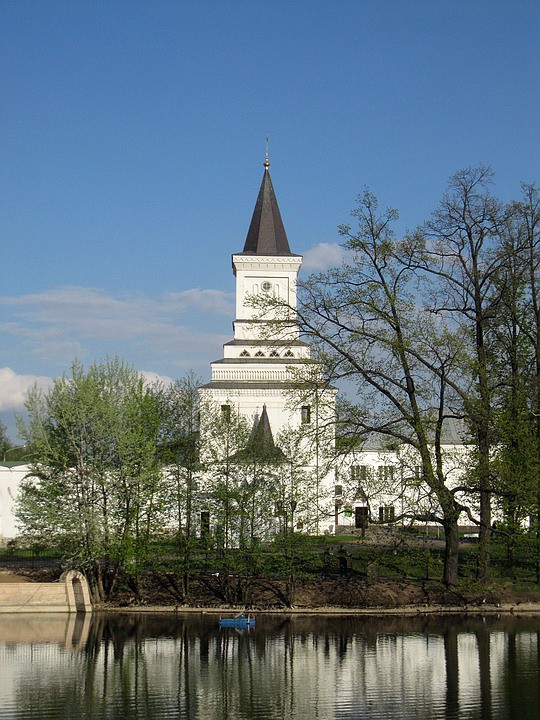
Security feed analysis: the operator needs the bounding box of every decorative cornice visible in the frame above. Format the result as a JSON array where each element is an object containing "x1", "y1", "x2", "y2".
[
  {"x1": 224, "y1": 339, "x2": 309, "y2": 347},
  {"x1": 232, "y1": 255, "x2": 302, "y2": 273}
]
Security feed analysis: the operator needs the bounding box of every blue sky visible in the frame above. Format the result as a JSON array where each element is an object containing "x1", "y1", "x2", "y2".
[{"x1": 1, "y1": 0, "x2": 539, "y2": 438}]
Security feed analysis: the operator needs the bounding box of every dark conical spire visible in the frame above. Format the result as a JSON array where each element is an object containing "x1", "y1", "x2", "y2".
[
  {"x1": 242, "y1": 162, "x2": 292, "y2": 256},
  {"x1": 250, "y1": 404, "x2": 274, "y2": 446},
  {"x1": 240, "y1": 405, "x2": 285, "y2": 461}
]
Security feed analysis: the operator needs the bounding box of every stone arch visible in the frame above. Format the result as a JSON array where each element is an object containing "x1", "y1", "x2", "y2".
[{"x1": 60, "y1": 570, "x2": 93, "y2": 613}]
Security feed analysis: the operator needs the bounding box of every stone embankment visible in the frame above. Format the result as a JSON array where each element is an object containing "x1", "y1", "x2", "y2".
[{"x1": 0, "y1": 570, "x2": 92, "y2": 613}]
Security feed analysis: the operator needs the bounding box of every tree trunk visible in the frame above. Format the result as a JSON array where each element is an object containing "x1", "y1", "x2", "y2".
[
  {"x1": 443, "y1": 518, "x2": 459, "y2": 588},
  {"x1": 536, "y1": 497, "x2": 540, "y2": 585},
  {"x1": 477, "y1": 425, "x2": 492, "y2": 582}
]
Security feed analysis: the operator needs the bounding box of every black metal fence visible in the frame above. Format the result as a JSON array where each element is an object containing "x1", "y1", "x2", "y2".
[{"x1": 0, "y1": 548, "x2": 65, "y2": 570}]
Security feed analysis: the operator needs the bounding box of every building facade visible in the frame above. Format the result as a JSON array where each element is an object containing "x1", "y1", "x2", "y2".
[
  {"x1": 198, "y1": 158, "x2": 337, "y2": 536},
  {"x1": 0, "y1": 163, "x2": 483, "y2": 544}
]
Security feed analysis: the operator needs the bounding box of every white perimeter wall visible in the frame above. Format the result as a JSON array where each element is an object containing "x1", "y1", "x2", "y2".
[{"x1": 0, "y1": 465, "x2": 27, "y2": 541}]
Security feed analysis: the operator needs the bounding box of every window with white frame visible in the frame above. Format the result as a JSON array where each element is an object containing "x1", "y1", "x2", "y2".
[{"x1": 378, "y1": 505, "x2": 395, "y2": 523}]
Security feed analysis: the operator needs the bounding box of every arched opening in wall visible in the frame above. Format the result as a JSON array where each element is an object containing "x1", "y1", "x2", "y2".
[
  {"x1": 255, "y1": 351, "x2": 265, "y2": 357},
  {"x1": 72, "y1": 577, "x2": 86, "y2": 612},
  {"x1": 269, "y1": 350, "x2": 279, "y2": 357},
  {"x1": 240, "y1": 350, "x2": 250, "y2": 357}
]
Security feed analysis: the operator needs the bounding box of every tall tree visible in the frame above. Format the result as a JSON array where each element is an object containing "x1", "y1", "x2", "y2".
[
  {"x1": 16, "y1": 359, "x2": 162, "y2": 601},
  {"x1": 519, "y1": 184, "x2": 540, "y2": 581},
  {"x1": 199, "y1": 402, "x2": 252, "y2": 551},
  {"x1": 488, "y1": 191, "x2": 538, "y2": 574},
  {"x1": 293, "y1": 190, "x2": 465, "y2": 586},
  {"x1": 496, "y1": 184, "x2": 540, "y2": 580},
  {"x1": 157, "y1": 373, "x2": 202, "y2": 600},
  {"x1": 418, "y1": 166, "x2": 506, "y2": 581}
]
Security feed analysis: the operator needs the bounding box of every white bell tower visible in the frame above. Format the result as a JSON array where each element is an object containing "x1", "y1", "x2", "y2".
[
  {"x1": 198, "y1": 154, "x2": 337, "y2": 534},
  {"x1": 200, "y1": 156, "x2": 313, "y2": 434}
]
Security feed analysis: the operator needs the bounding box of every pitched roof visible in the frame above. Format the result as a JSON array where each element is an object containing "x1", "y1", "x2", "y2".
[
  {"x1": 241, "y1": 167, "x2": 293, "y2": 256},
  {"x1": 236, "y1": 404, "x2": 285, "y2": 461}
]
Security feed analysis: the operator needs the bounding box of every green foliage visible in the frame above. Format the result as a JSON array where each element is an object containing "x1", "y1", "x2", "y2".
[
  {"x1": 0, "y1": 420, "x2": 11, "y2": 458},
  {"x1": 201, "y1": 402, "x2": 282, "y2": 550},
  {"x1": 154, "y1": 373, "x2": 203, "y2": 600},
  {"x1": 16, "y1": 358, "x2": 162, "y2": 600}
]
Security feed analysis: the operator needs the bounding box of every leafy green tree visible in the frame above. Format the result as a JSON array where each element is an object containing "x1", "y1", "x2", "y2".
[
  {"x1": 490, "y1": 184, "x2": 540, "y2": 578},
  {"x1": 274, "y1": 426, "x2": 310, "y2": 535},
  {"x1": 199, "y1": 401, "x2": 251, "y2": 552},
  {"x1": 198, "y1": 402, "x2": 288, "y2": 603},
  {"x1": 516, "y1": 184, "x2": 540, "y2": 581},
  {"x1": 156, "y1": 373, "x2": 203, "y2": 601},
  {"x1": 0, "y1": 420, "x2": 12, "y2": 459},
  {"x1": 16, "y1": 358, "x2": 162, "y2": 601}
]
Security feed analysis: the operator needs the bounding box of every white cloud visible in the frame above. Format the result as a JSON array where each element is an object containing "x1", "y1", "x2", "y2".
[
  {"x1": 301, "y1": 243, "x2": 347, "y2": 272},
  {"x1": 0, "y1": 286, "x2": 234, "y2": 333},
  {"x1": 165, "y1": 289, "x2": 234, "y2": 316},
  {"x1": 0, "y1": 286, "x2": 232, "y2": 369},
  {"x1": 0, "y1": 368, "x2": 53, "y2": 411},
  {"x1": 140, "y1": 370, "x2": 174, "y2": 387},
  {"x1": 0, "y1": 367, "x2": 188, "y2": 413}
]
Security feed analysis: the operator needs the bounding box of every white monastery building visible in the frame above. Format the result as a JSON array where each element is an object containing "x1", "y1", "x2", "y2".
[{"x1": 0, "y1": 158, "x2": 479, "y2": 543}]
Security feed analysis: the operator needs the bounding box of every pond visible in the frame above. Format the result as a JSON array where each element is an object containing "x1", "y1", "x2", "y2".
[{"x1": 0, "y1": 612, "x2": 539, "y2": 719}]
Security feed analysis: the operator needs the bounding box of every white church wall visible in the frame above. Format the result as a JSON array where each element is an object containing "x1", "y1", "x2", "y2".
[
  {"x1": 233, "y1": 255, "x2": 302, "y2": 324},
  {"x1": 0, "y1": 464, "x2": 27, "y2": 542},
  {"x1": 335, "y1": 443, "x2": 477, "y2": 533}
]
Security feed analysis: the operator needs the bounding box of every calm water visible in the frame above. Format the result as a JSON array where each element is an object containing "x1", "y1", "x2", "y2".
[{"x1": 0, "y1": 612, "x2": 539, "y2": 719}]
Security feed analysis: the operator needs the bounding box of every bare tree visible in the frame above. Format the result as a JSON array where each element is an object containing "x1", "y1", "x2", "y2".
[
  {"x1": 417, "y1": 166, "x2": 506, "y2": 581},
  {"x1": 293, "y1": 190, "x2": 465, "y2": 586}
]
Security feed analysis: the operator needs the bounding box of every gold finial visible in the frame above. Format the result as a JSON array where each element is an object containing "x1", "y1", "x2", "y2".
[{"x1": 264, "y1": 134, "x2": 270, "y2": 168}]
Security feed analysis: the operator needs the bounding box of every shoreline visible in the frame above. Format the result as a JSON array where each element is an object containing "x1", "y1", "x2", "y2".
[
  {"x1": 97, "y1": 602, "x2": 540, "y2": 616},
  {"x1": 4, "y1": 570, "x2": 540, "y2": 617}
]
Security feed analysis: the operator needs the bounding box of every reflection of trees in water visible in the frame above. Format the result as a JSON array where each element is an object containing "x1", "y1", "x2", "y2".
[
  {"x1": 7, "y1": 614, "x2": 540, "y2": 719},
  {"x1": 476, "y1": 625, "x2": 492, "y2": 719},
  {"x1": 444, "y1": 626, "x2": 459, "y2": 718}
]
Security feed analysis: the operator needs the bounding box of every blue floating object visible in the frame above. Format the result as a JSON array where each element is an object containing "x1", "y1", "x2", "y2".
[{"x1": 219, "y1": 613, "x2": 255, "y2": 628}]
